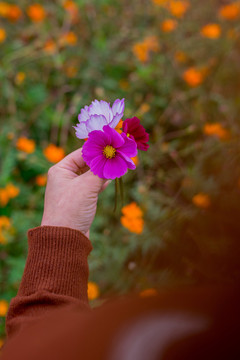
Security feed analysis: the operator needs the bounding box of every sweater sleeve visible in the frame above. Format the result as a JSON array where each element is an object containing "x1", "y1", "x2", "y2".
[{"x1": 5, "y1": 225, "x2": 93, "y2": 340}]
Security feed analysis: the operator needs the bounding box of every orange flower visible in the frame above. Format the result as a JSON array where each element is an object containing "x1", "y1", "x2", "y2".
[
  {"x1": 88, "y1": 282, "x2": 100, "y2": 300},
  {"x1": 0, "y1": 216, "x2": 11, "y2": 229},
  {"x1": 27, "y1": 4, "x2": 46, "y2": 22},
  {"x1": 119, "y1": 79, "x2": 129, "y2": 90},
  {"x1": 203, "y1": 123, "x2": 230, "y2": 140},
  {"x1": 36, "y1": 174, "x2": 47, "y2": 186},
  {"x1": 168, "y1": 1, "x2": 190, "y2": 18},
  {"x1": 5, "y1": 184, "x2": 20, "y2": 198},
  {"x1": 121, "y1": 202, "x2": 143, "y2": 218},
  {"x1": 0, "y1": 300, "x2": 8, "y2": 316},
  {"x1": 59, "y1": 31, "x2": 78, "y2": 46},
  {"x1": 0, "y1": 28, "x2": 6, "y2": 43},
  {"x1": 161, "y1": 18, "x2": 178, "y2": 32},
  {"x1": 0, "y1": 2, "x2": 10, "y2": 17},
  {"x1": 43, "y1": 39, "x2": 57, "y2": 54},
  {"x1": 192, "y1": 193, "x2": 211, "y2": 209},
  {"x1": 15, "y1": 72, "x2": 25, "y2": 85},
  {"x1": 201, "y1": 24, "x2": 221, "y2": 39},
  {"x1": 120, "y1": 216, "x2": 144, "y2": 234},
  {"x1": 63, "y1": 0, "x2": 79, "y2": 22},
  {"x1": 115, "y1": 119, "x2": 123, "y2": 134},
  {"x1": 0, "y1": 338, "x2": 4, "y2": 348},
  {"x1": 133, "y1": 36, "x2": 160, "y2": 63},
  {"x1": 219, "y1": 3, "x2": 240, "y2": 20},
  {"x1": 183, "y1": 67, "x2": 204, "y2": 87},
  {"x1": 0, "y1": 189, "x2": 9, "y2": 207},
  {"x1": 131, "y1": 156, "x2": 139, "y2": 166},
  {"x1": 16, "y1": 137, "x2": 36, "y2": 154},
  {"x1": 174, "y1": 50, "x2": 188, "y2": 63},
  {"x1": 44, "y1": 144, "x2": 65, "y2": 163},
  {"x1": 121, "y1": 202, "x2": 144, "y2": 234},
  {"x1": 139, "y1": 288, "x2": 158, "y2": 297},
  {"x1": 7, "y1": 5, "x2": 22, "y2": 22},
  {"x1": 64, "y1": 64, "x2": 78, "y2": 77}
]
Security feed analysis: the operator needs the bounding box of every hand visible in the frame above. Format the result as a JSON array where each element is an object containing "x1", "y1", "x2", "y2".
[{"x1": 41, "y1": 148, "x2": 110, "y2": 238}]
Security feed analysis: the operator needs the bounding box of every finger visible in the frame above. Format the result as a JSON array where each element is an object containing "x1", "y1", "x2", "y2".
[
  {"x1": 56, "y1": 148, "x2": 86, "y2": 174},
  {"x1": 99, "y1": 180, "x2": 112, "y2": 193},
  {"x1": 79, "y1": 169, "x2": 108, "y2": 191}
]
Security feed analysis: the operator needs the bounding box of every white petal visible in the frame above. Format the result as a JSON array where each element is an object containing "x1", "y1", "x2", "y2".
[
  {"x1": 89, "y1": 100, "x2": 112, "y2": 122},
  {"x1": 74, "y1": 122, "x2": 88, "y2": 139},
  {"x1": 86, "y1": 114, "x2": 108, "y2": 132},
  {"x1": 112, "y1": 98, "x2": 125, "y2": 117},
  {"x1": 78, "y1": 105, "x2": 90, "y2": 123}
]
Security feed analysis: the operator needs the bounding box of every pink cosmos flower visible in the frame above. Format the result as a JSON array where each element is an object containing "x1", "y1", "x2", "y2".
[
  {"x1": 122, "y1": 117, "x2": 149, "y2": 151},
  {"x1": 74, "y1": 99, "x2": 125, "y2": 139},
  {"x1": 82, "y1": 125, "x2": 137, "y2": 179}
]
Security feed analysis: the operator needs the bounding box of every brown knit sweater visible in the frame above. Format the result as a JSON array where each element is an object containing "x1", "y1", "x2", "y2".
[{"x1": 2, "y1": 226, "x2": 240, "y2": 360}]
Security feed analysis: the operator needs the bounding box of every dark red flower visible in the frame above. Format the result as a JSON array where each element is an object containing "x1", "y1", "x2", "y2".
[{"x1": 122, "y1": 117, "x2": 149, "y2": 151}]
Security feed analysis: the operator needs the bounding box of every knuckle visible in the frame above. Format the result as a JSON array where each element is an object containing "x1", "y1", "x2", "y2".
[{"x1": 47, "y1": 166, "x2": 57, "y2": 178}]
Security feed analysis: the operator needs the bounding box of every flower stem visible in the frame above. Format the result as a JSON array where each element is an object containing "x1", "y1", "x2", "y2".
[{"x1": 113, "y1": 178, "x2": 119, "y2": 213}]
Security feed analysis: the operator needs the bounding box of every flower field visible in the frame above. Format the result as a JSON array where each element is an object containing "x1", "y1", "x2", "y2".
[{"x1": 1, "y1": 0, "x2": 240, "y2": 341}]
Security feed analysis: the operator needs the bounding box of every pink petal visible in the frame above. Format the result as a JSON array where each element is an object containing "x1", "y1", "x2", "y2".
[
  {"x1": 119, "y1": 133, "x2": 138, "y2": 157},
  {"x1": 117, "y1": 151, "x2": 136, "y2": 170},
  {"x1": 103, "y1": 155, "x2": 128, "y2": 179},
  {"x1": 90, "y1": 155, "x2": 108, "y2": 179},
  {"x1": 102, "y1": 125, "x2": 124, "y2": 148}
]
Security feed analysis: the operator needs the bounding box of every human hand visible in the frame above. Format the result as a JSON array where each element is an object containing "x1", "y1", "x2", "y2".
[{"x1": 41, "y1": 148, "x2": 110, "y2": 238}]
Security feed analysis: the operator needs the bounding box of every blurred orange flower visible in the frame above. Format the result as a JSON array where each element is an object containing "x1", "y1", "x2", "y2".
[
  {"x1": 36, "y1": 174, "x2": 47, "y2": 186},
  {"x1": 44, "y1": 144, "x2": 65, "y2": 163},
  {"x1": 16, "y1": 137, "x2": 36, "y2": 154},
  {"x1": 7, "y1": 5, "x2": 22, "y2": 22},
  {"x1": 203, "y1": 123, "x2": 230, "y2": 140},
  {"x1": 27, "y1": 4, "x2": 46, "y2": 22},
  {"x1": 43, "y1": 39, "x2": 57, "y2": 54},
  {"x1": 139, "y1": 103, "x2": 150, "y2": 114},
  {"x1": 88, "y1": 282, "x2": 100, "y2": 300},
  {"x1": 59, "y1": 31, "x2": 78, "y2": 46},
  {"x1": 121, "y1": 202, "x2": 144, "y2": 234},
  {"x1": 219, "y1": 2, "x2": 240, "y2": 20},
  {"x1": 161, "y1": 18, "x2": 178, "y2": 32},
  {"x1": 201, "y1": 24, "x2": 221, "y2": 39},
  {"x1": 115, "y1": 119, "x2": 123, "y2": 134},
  {"x1": 0, "y1": 300, "x2": 8, "y2": 316},
  {"x1": 15, "y1": 72, "x2": 25, "y2": 85},
  {"x1": 131, "y1": 155, "x2": 139, "y2": 166},
  {"x1": 5, "y1": 184, "x2": 20, "y2": 198},
  {"x1": 139, "y1": 288, "x2": 158, "y2": 297},
  {"x1": 0, "y1": 28, "x2": 6, "y2": 43},
  {"x1": 192, "y1": 193, "x2": 211, "y2": 209},
  {"x1": 0, "y1": 216, "x2": 11, "y2": 229},
  {"x1": 133, "y1": 36, "x2": 159, "y2": 63},
  {"x1": 63, "y1": 0, "x2": 79, "y2": 22},
  {"x1": 0, "y1": 189, "x2": 8, "y2": 207},
  {"x1": 119, "y1": 79, "x2": 129, "y2": 90},
  {"x1": 122, "y1": 202, "x2": 143, "y2": 218},
  {"x1": 183, "y1": 67, "x2": 204, "y2": 87},
  {"x1": 64, "y1": 64, "x2": 78, "y2": 77},
  {"x1": 168, "y1": 1, "x2": 189, "y2": 18},
  {"x1": 0, "y1": 338, "x2": 4, "y2": 348},
  {"x1": 120, "y1": 216, "x2": 144, "y2": 234},
  {"x1": 0, "y1": 2, "x2": 10, "y2": 17}
]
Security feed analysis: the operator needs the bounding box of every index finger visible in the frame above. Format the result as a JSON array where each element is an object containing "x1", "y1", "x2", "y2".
[{"x1": 56, "y1": 148, "x2": 87, "y2": 174}]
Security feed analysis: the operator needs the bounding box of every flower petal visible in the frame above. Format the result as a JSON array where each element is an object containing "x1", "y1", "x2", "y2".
[
  {"x1": 73, "y1": 122, "x2": 88, "y2": 139},
  {"x1": 119, "y1": 133, "x2": 138, "y2": 157},
  {"x1": 117, "y1": 151, "x2": 136, "y2": 170},
  {"x1": 112, "y1": 98, "x2": 125, "y2": 117},
  {"x1": 102, "y1": 125, "x2": 125, "y2": 148},
  {"x1": 90, "y1": 155, "x2": 108, "y2": 179},
  {"x1": 109, "y1": 113, "x2": 124, "y2": 129},
  {"x1": 86, "y1": 115, "x2": 109, "y2": 132},
  {"x1": 78, "y1": 105, "x2": 90, "y2": 123},
  {"x1": 89, "y1": 100, "x2": 113, "y2": 122},
  {"x1": 103, "y1": 155, "x2": 128, "y2": 179},
  {"x1": 88, "y1": 129, "x2": 110, "y2": 146}
]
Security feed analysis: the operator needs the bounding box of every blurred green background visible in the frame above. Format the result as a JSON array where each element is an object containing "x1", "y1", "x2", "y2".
[{"x1": 1, "y1": 0, "x2": 240, "y2": 341}]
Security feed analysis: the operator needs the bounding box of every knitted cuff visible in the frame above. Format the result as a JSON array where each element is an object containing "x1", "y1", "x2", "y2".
[{"x1": 17, "y1": 226, "x2": 93, "y2": 303}]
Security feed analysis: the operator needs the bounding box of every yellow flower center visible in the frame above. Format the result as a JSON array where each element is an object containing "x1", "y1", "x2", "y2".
[
  {"x1": 103, "y1": 145, "x2": 116, "y2": 159},
  {"x1": 127, "y1": 133, "x2": 130, "y2": 137}
]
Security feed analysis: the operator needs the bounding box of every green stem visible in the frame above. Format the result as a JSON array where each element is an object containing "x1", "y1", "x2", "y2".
[{"x1": 113, "y1": 178, "x2": 119, "y2": 213}]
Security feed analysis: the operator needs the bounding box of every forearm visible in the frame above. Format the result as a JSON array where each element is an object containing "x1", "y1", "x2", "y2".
[{"x1": 5, "y1": 226, "x2": 92, "y2": 339}]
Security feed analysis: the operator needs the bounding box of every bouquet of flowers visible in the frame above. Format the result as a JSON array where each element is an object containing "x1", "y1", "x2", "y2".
[{"x1": 74, "y1": 98, "x2": 149, "y2": 209}]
